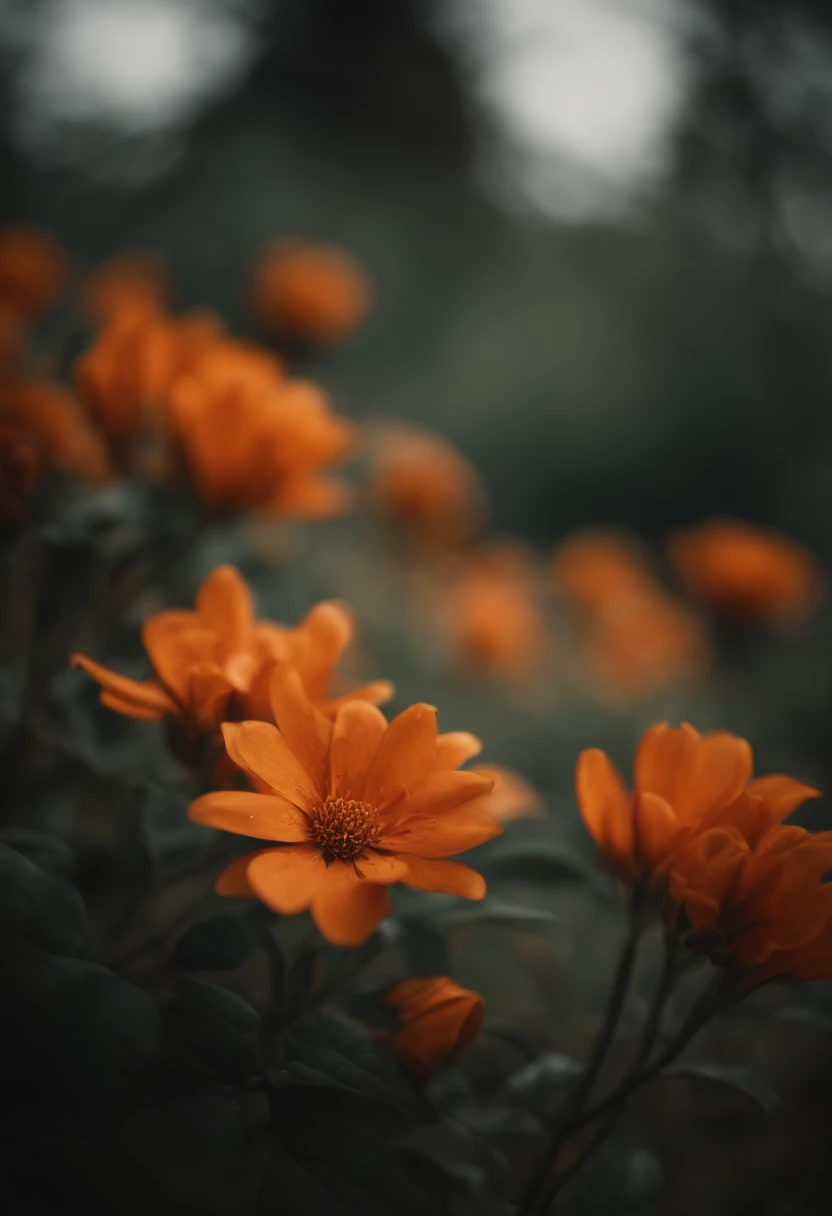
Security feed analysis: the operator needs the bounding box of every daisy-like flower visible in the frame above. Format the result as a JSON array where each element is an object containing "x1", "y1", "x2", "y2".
[
  {"x1": 666, "y1": 820, "x2": 832, "y2": 986},
  {"x1": 668, "y1": 518, "x2": 823, "y2": 626},
  {"x1": 248, "y1": 237, "x2": 371, "y2": 345},
  {"x1": 71, "y1": 564, "x2": 392, "y2": 734},
  {"x1": 384, "y1": 976, "x2": 484, "y2": 1081},
  {"x1": 368, "y1": 425, "x2": 487, "y2": 551},
  {"x1": 166, "y1": 341, "x2": 355, "y2": 518},
  {"x1": 0, "y1": 225, "x2": 66, "y2": 319},
  {"x1": 189, "y1": 685, "x2": 500, "y2": 946},
  {"x1": 576, "y1": 723, "x2": 830, "y2": 984},
  {"x1": 576, "y1": 722, "x2": 818, "y2": 882}
]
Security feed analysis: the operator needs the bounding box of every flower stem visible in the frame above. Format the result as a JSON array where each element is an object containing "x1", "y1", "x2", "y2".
[
  {"x1": 533, "y1": 935, "x2": 681, "y2": 1211},
  {"x1": 517, "y1": 899, "x2": 642, "y2": 1216}
]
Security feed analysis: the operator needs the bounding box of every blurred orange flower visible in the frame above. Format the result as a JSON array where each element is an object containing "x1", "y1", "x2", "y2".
[
  {"x1": 668, "y1": 519, "x2": 823, "y2": 625},
  {"x1": 585, "y1": 591, "x2": 710, "y2": 701},
  {"x1": 384, "y1": 976, "x2": 484, "y2": 1081},
  {"x1": 190, "y1": 695, "x2": 499, "y2": 945},
  {"x1": 80, "y1": 251, "x2": 171, "y2": 322},
  {"x1": 552, "y1": 529, "x2": 709, "y2": 700},
  {"x1": 74, "y1": 304, "x2": 175, "y2": 451},
  {"x1": 248, "y1": 238, "x2": 371, "y2": 344},
  {"x1": 166, "y1": 342, "x2": 355, "y2": 516},
  {"x1": 72, "y1": 564, "x2": 391, "y2": 735},
  {"x1": 0, "y1": 226, "x2": 67, "y2": 319},
  {"x1": 465, "y1": 764, "x2": 544, "y2": 822},
  {"x1": 576, "y1": 722, "x2": 829, "y2": 983},
  {"x1": 551, "y1": 530, "x2": 655, "y2": 615},
  {"x1": 0, "y1": 422, "x2": 38, "y2": 527},
  {"x1": 445, "y1": 542, "x2": 550, "y2": 679},
  {"x1": 368, "y1": 426, "x2": 487, "y2": 550},
  {"x1": 0, "y1": 378, "x2": 111, "y2": 483}
]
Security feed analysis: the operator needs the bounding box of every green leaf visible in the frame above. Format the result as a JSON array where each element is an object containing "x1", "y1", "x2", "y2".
[
  {"x1": 664, "y1": 1064, "x2": 780, "y2": 1114},
  {"x1": 274, "y1": 1011, "x2": 433, "y2": 1123}
]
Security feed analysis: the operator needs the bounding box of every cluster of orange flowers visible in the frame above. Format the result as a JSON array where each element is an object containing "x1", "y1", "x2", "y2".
[
  {"x1": 73, "y1": 564, "x2": 507, "y2": 947},
  {"x1": 0, "y1": 227, "x2": 364, "y2": 525},
  {"x1": 577, "y1": 723, "x2": 830, "y2": 986}
]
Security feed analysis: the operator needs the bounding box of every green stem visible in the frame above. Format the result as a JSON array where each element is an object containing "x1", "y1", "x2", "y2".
[
  {"x1": 534, "y1": 936, "x2": 680, "y2": 1212},
  {"x1": 518, "y1": 900, "x2": 642, "y2": 1216}
]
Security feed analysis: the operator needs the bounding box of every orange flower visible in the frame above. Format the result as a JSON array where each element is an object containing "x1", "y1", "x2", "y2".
[
  {"x1": 71, "y1": 564, "x2": 392, "y2": 734},
  {"x1": 80, "y1": 252, "x2": 171, "y2": 321},
  {"x1": 576, "y1": 723, "x2": 830, "y2": 982},
  {"x1": 668, "y1": 519, "x2": 823, "y2": 625},
  {"x1": 551, "y1": 530, "x2": 655, "y2": 615},
  {"x1": 0, "y1": 378, "x2": 111, "y2": 483},
  {"x1": 665, "y1": 822, "x2": 832, "y2": 985},
  {"x1": 0, "y1": 226, "x2": 67, "y2": 318},
  {"x1": 166, "y1": 341, "x2": 355, "y2": 516},
  {"x1": 189, "y1": 693, "x2": 499, "y2": 945},
  {"x1": 445, "y1": 542, "x2": 550, "y2": 679},
  {"x1": 248, "y1": 238, "x2": 371, "y2": 344},
  {"x1": 384, "y1": 977, "x2": 484, "y2": 1081},
  {"x1": 584, "y1": 591, "x2": 710, "y2": 702},
  {"x1": 0, "y1": 421, "x2": 38, "y2": 527},
  {"x1": 74, "y1": 303, "x2": 175, "y2": 451},
  {"x1": 576, "y1": 722, "x2": 818, "y2": 883},
  {"x1": 368, "y1": 425, "x2": 487, "y2": 549}
]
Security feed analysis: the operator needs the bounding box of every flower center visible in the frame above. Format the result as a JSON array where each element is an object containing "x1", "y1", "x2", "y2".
[{"x1": 309, "y1": 796, "x2": 381, "y2": 862}]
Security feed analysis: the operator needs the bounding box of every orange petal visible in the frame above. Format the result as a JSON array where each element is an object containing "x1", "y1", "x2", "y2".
[
  {"x1": 195, "y1": 564, "x2": 254, "y2": 658},
  {"x1": 221, "y1": 720, "x2": 319, "y2": 811},
  {"x1": 575, "y1": 748, "x2": 632, "y2": 865},
  {"x1": 633, "y1": 791, "x2": 679, "y2": 868},
  {"x1": 323, "y1": 680, "x2": 395, "y2": 715},
  {"x1": 140, "y1": 614, "x2": 212, "y2": 704},
  {"x1": 635, "y1": 723, "x2": 752, "y2": 826},
  {"x1": 465, "y1": 765, "x2": 544, "y2": 822},
  {"x1": 215, "y1": 851, "x2": 271, "y2": 896},
  {"x1": 329, "y1": 700, "x2": 387, "y2": 800},
  {"x1": 354, "y1": 852, "x2": 409, "y2": 884},
  {"x1": 400, "y1": 856, "x2": 486, "y2": 900},
  {"x1": 745, "y1": 774, "x2": 820, "y2": 829},
  {"x1": 310, "y1": 862, "x2": 391, "y2": 946},
  {"x1": 391, "y1": 771, "x2": 496, "y2": 820},
  {"x1": 392, "y1": 995, "x2": 483, "y2": 1073},
  {"x1": 364, "y1": 703, "x2": 438, "y2": 810},
  {"x1": 434, "y1": 732, "x2": 483, "y2": 771},
  {"x1": 269, "y1": 663, "x2": 331, "y2": 795},
  {"x1": 99, "y1": 691, "x2": 164, "y2": 721},
  {"x1": 246, "y1": 844, "x2": 326, "y2": 913},
  {"x1": 382, "y1": 810, "x2": 501, "y2": 858},
  {"x1": 189, "y1": 790, "x2": 312, "y2": 841},
  {"x1": 71, "y1": 653, "x2": 176, "y2": 715}
]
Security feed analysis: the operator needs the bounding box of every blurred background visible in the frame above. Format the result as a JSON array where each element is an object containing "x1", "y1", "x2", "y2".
[{"x1": 3, "y1": 0, "x2": 832, "y2": 547}]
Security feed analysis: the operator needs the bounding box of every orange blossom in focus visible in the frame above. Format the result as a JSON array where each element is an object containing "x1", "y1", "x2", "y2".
[
  {"x1": 189, "y1": 689, "x2": 500, "y2": 946},
  {"x1": 72, "y1": 564, "x2": 392, "y2": 736}
]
